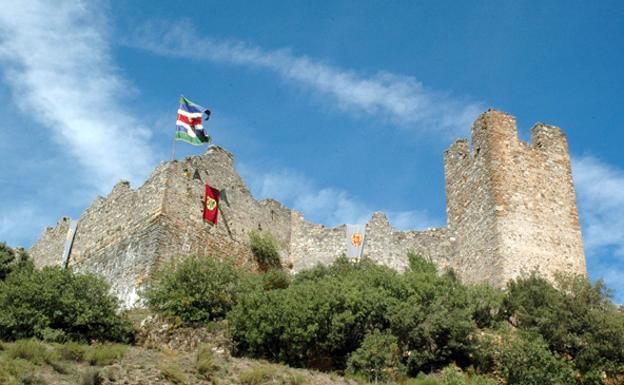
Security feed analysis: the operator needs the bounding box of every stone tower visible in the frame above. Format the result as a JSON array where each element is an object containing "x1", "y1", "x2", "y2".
[{"x1": 444, "y1": 109, "x2": 586, "y2": 287}]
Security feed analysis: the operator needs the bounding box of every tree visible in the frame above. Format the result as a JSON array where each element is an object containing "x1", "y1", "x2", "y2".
[
  {"x1": 0, "y1": 266, "x2": 133, "y2": 342},
  {"x1": 143, "y1": 255, "x2": 258, "y2": 324},
  {"x1": 346, "y1": 330, "x2": 404, "y2": 383},
  {"x1": 0, "y1": 242, "x2": 33, "y2": 280}
]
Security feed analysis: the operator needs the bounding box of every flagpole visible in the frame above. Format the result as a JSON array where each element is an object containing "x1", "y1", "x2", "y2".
[{"x1": 171, "y1": 136, "x2": 176, "y2": 161}]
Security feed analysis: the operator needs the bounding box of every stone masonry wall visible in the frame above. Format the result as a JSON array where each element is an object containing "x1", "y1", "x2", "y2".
[
  {"x1": 30, "y1": 109, "x2": 588, "y2": 307},
  {"x1": 30, "y1": 217, "x2": 71, "y2": 268},
  {"x1": 489, "y1": 117, "x2": 586, "y2": 282},
  {"x1": 444, "y1": 110, "x2": 586, "y2": 287}
]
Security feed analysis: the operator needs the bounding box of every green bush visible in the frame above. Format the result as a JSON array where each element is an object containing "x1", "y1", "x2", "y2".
[
  {"x1": 346, "y1": 329, "x2": 404, "y2": 383},
  {"x1": 230, "y1": 256, "x2": 476, "y2": 373},
  {"x1": 388, "y1": 257, "x2": 476, "y2": 374},
  {"x1": 502, "y1": 273, "x2": 624, "y2": 380},
  {"x1": 407, "y1": 252, "x2": 438, "y2": 275},
  {"x1": 229, "y1": 258, "x2": 404, "y2": 369},
  {"x1": 262, "y1": 268, "x2": 291, "y2": 290},
  {"x1": 0, "y1": 267, "x2": 134, "y2": 342},
  {"x1": 0, "y1": 242, "x2": 33, "y2": 280},
  {"x1": 143, "y1": 255, "x2": 257, "y2": 324},
  {"x1": 249, "y1": 231, "x2": 281, "y2": 271},
  {"x1": 499, "y1": 333, "x2": 576, "y2": 385},
  {"x1": 466, "y1": 284, "x2": 504, "y2": 329}
]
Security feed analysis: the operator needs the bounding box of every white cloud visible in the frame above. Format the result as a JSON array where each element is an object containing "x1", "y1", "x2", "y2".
[
  {"x1": 0, "y1": 0, "x2": 155, "y2": 191},
  {"x1": 132, "y1": 24, "x2": 483, "y2": 136},
  {"x1": 573, "y1": 155, "x2": 624, "y2": 303},
  {"x1": 240, "y1": 164, "x2": 443, "y2": 230},
  {"x1": 573, "y1": 156, "x2": 624, "y2": 257}
]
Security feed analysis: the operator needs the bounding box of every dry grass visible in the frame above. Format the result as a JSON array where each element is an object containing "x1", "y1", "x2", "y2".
[
  {"x1": 84, "y1": 344, "x2": 127, "y2": 366},
  {"x1": 56, "y1": 341, "x2": 88, "y2": 361},
  {"x1": 160, "y1": 363, "x2": 188, "y2": 384},
  {"x1": 195, "y1": 343, "x2": 219, "y2": 378},
  {"x1": 0, "y1": 339, "x2": 347, "y2": 385}
]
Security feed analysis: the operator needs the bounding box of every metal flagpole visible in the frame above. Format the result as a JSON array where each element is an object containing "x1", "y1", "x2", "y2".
[{"x1": 171, "y1": 136, "x2": 176, "y2": 161}]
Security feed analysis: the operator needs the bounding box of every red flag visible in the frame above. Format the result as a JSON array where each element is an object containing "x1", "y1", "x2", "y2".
[{"x1": 203, "y1": 184, "x2": 220, "y2": 224}]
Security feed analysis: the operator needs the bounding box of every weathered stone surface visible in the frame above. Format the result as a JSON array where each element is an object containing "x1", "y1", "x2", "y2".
[
  {"x1": 30, "y1": 109, "x2": 587, "y2": 307},
  {"x1": 444, "y1": 110, "x2": 586, "y2": 286}
]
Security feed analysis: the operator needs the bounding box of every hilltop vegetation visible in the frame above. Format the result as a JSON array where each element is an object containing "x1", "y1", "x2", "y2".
[
  {"x1": 1, "y1": 239, "x2": 623, "y2": 384},
  {"x1": 145, "y1": 247, "x2": 624, "y2": 385}
]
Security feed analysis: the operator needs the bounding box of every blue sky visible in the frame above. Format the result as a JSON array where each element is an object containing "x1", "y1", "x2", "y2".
[{"x1": 1, "y1": 0, "x2": 623, "y2": 301}]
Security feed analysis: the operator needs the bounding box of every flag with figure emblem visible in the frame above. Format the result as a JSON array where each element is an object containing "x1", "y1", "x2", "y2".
[
  {"x1": 203, "y1": 184, "x2": 220, "y2": 224},
  {"x1": 176, "y1": 96, "x2": 211, "y2": 145}
]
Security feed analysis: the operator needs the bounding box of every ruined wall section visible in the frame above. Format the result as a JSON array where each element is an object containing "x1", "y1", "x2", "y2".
[
  {"x1": 63, "y1": 163, "x2": 171, "y2": 305},
  {"x1": 72, "y1": 215, "x2": 169, "y2": 306},
  {"x1": 72, "y1": 146, "x2": 295, "y2": 306},
  {"x1": 288, "y1": 212, "x2": 345, "y2": 271},
  {"x1": 69, "y1": 168, "x2": 169, "y2": 266},
  {"x1": 288, "y1": 211, "x2": 454, "y2": 273},
  {"x1": 159, "y1": 147, "x2": 293, "y2": 265},
  {"x1": 30, "y1": 217, "x2": 71, "y2": 268}
]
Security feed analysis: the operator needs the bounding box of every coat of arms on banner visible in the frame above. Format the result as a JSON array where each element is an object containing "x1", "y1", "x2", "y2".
[{"x1": 346, "y1": 224, "x2": 366, "y2": 262}]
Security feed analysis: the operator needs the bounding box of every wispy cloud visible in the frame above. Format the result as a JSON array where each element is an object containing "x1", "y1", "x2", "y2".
[
  {"x1": 573, "y1": 155, "x2": 624, "y2": 303},
  {"x1": 0, "y1": 0, "x2": 155, "y2": 191},
  {"x1": 240, "y1": 164, "x2": 443, "y2": 230},
  {"x1": 573, "y1": 156, "x2": 624, "y2": 257},
  {"x1": 132, "y1": 24, "x2": 483, "y2": 136}
]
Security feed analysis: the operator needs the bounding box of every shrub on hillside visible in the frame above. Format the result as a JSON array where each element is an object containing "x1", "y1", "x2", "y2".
[
  {"x1": 229, "y1": 258, "x2": 403, "y2": 369},
  {"x1": 388, "y1": 271, "x2": 476, "y2": 374},
  {"x1": 230, "y1": 256, "x2": 477, "y2": 373},
  {"x1": 346, "y1": 329, "x2": 404, "y2": 382},
  {"x1": 261, "y1": 268, "x2": 291, "y2": 290},
  {"x1": 0, "y1": 242, "x2": 33, "y2": 280},
  {"x1": 249, "y1": 231, "x2": 281, "y2": 271},
  {"x1": 143, "y1": 255, "x2": 258, "y2": 324},
  {"x1": 502, "y1": 273, "x2": 624, "y2": 380},
  {"x1": 466, "y1": 284, "x2": 504, "y2": 329},
  {"x1": 499, "y1": 333, "x2": 576, "y2": 385},
  {"x1": 407, "y1": 252, "x2": 438, "y2": 275},
  {"x1": 0, "y1": 267, "x2": 133, "y2": 342}
]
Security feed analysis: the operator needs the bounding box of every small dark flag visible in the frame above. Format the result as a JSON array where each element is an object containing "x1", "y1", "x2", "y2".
[
  {"x1": 203, "y1": 184, "x2": 220, "y2": 224},
  {"x1": 192, "y1": 169, "x2": 202, "y2": 181}
]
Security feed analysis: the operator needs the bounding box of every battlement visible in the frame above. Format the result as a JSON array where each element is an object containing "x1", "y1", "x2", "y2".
[
  {"x1": 446, "y1": 110, "x2": 570, "y2": 163},
  {"x1": 30, "y1": 109, "x2": 587, "y2": 307},
  {"x1": 444, "y1": 109, "x2": 585, "y2": 286}
]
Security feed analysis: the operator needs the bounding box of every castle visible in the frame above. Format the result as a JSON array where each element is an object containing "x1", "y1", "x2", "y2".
[{"x1": 30, "y1": 110, "x2": 587, "y2": 307}]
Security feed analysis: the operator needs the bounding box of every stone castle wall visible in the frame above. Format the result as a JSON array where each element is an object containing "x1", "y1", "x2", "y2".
[
  {"x1": 30, "y1": 109, "x2": 587, "y2": 307},
  {"x1": 444, "y1": 110, "x2": 586, "y2": 286}
]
